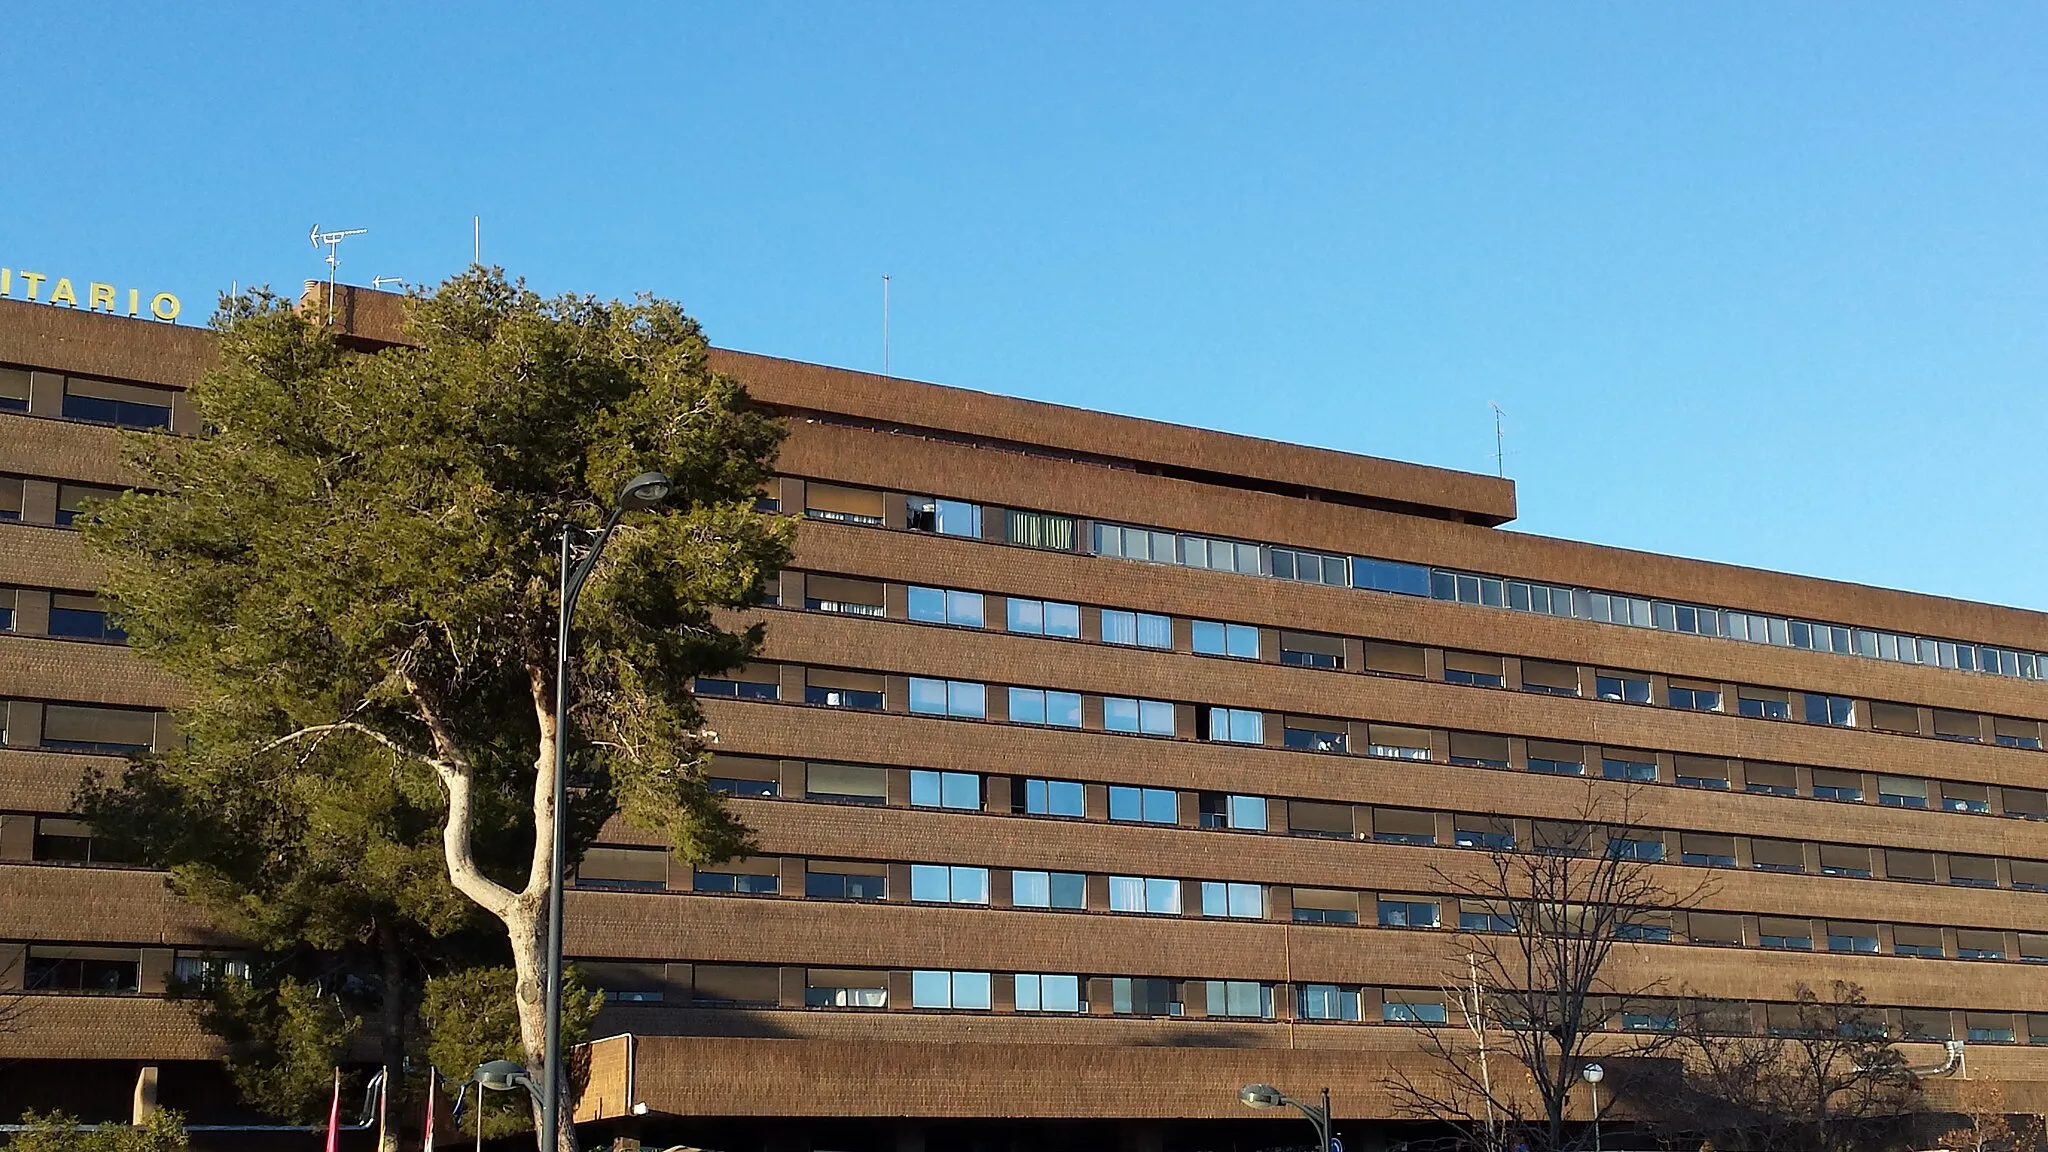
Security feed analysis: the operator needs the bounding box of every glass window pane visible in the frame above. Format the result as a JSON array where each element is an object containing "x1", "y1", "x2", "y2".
[
  {"x1": 912, "y1": 970, "x2": 951, "y2": 1008},
  {"x1": 1140, "y1": 700, "x2": 1175, "y2": 735},
  {"x1": 953, "y1": 971, "x2": 991, "y2": 1010},
  {"x1": 1048, "y1": 780, "x2": 1084, "y2": 816},
  {"x1": 1109, "y1": 876, "x2": 1144, "y2": 911},
  {"x1": 1104, "y1": 698, "x2": 1139, "y2": 732},
  {"x1": 948, "y1": 681, "x2": 986, "y2": 718},
  {"x1": 1101, "y1": 609, "x2": 1137, "y2": 645},
  {"x1": 1041, "y1": 974, "x2": 1080, "y2": 1012},
  {"x1": 1049, "y1": 872, "x2": 1085, "y2": 908},
  {"x1": 1193, "y1": 621, "x2": 1226, "y2": 655},
  {"x1": 1045, "y1": 691, "x2": 1082, "y2": 727},
  {"x1": 1229, "y1": 795, "x2": 1267, "y2": 830},
  {"x1": 909, "y1": 770, "x2": 941, "y2": 807},
  {"x1": 1137, "y1": 613, "x2": 1173, "y2": 648},
  {"x1": 1044, "y1": 602, "x2": 1080, "y2": 637},
  {"x1": 908, "y1": 587, "x2": 946, "y2": 622},
  {"x1": 1109, "y1": 787, "x2": 1142, "y2": 821},
  {"x1": 909, "y1": 678, "x2": 948, "y2": 714},
  {"x1": 1142, "y1": 789, "x2": 1178, "y2": 824},
  {"x1": 1008, "y1": 598, "x2": 1045, "y2": 634},
  {"x1": 1146, "y1": 878, "x2": 1182, "y2": 914},
  {"x1": 949, "y1": 591, "x2": 983, "y2": 627},
  {"x1": 1230, "y1": 709, "x2": 1264, "y2": 743},
  {"x1": 1013, "y1": 870, "x2": 1050, "y2": 907},
  {"x1": 949, "y1": 866, "x2": 988, "y2": 904},
  {"x1": 910, "y1": 865, "x2": 950, "y2": 901},
  {"x1": 1009, "y1": 688, "x2": 1046, "y2": 725},
  {"x1": 941, "y1": 772, "x2": 979, "y2": 809},
  {"x1": 1015, "y1": 974, "x2": 1042, "y2": 1012}
]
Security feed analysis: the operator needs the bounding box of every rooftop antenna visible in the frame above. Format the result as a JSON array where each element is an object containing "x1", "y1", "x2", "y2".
[
  {"x1": 881, "y1": 274, "x2": 891, "y2": 376},
  {"x1": 473, "y1": 215, "x2": 480, "y2": 267},
  {"x1": 309, "y1": 224, "x2": 368, "y2": 325},
  {"x1": 371, "y1": 276, "x2": 409, "y2": 291},
  {"x1": 1488, "y1": 401, "x2": 1506, "y2": 478}
]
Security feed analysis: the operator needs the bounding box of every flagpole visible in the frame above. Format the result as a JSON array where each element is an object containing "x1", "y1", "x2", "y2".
[{"x1": 324, "y1": 1068, "x2": 342, "y2": 1152}]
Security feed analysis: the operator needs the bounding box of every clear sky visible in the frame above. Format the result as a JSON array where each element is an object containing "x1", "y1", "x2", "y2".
[{"x1": 7, "y1": 5, "x2": 2045, "y2": 611}]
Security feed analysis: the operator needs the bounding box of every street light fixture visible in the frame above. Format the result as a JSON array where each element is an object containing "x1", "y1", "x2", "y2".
[
  {"x1": 1238, "y1": 1083, "x2": 1333, "y2": 1152},
  {"x1": 540, "y1": 471, "x2": 674, "y2": 1151},
  {"x1": 475, "y1": 1059, "x2": 542, "y2": 1104},
  {"x1": 1581, "y1": 1063, "x2": 1605, "y2": 1152}
]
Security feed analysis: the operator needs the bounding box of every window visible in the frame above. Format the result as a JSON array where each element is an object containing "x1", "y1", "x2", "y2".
[
  {"x1": 803, "y1": 575, "x2": 884, "y2": 617},
  {"x1": 1623, "y1": 1004, "x2": 1680, "y2": 1032},
  {"x1": 40, "y1": 704, "x2": 155, "y2": 754},
  {"x1": 0, "y1": 587, "x2": 13, "y2": 631},
  {"x1": 1950, "y1": 856, "x2": 1999, "y2": 889},
  {"x1": 575, "y1": 846, "x2": 668, "y2": 891},
  {"x1": 693, "y1": 867, "x2": 778, "y2": 894},
  {"x1": 1110, "y1": 977, "x2": 1180, "y2": 1016},
  {"x1": 1298, "y1": 984, "x2": 1361, "y2": 1021},
  {"x1": 1460, "y1": 903, "x2": 1517, "y2": 933},
  {"x1": 697, "y1": 664, "x2": 780, "y2": 700},
  {"x1": 1744, "y1": 762, "x2": 1798, "y2": 797},
  {"x1": 1520, "y1": 660, "x2": 1581, "y2": 697},
  {"x1": 1103, "y1": 697, "x2": 1176, "y2": 736},
  {"x1": 62, "y1": 377, "x2": 173, "y2": 429},
  {"x1": 1099, "y1": 609, "x2": 1172, "y2": 649},
  {"x1": 1011, "y1": 870, "x2": 1086, "y2": 909},
  {"x1": 805, "y1": 670, "x2": 885, "y2": 709},
  {"x1": 1367, "y1": 724, "x2": 1431, "y2": 761},
  {"x1": 1192, "y1": 621, "x2": 1259, "y2": 659},
  {"x1": 1601, "y1": 756, "x2": 1657, "y2": 783},
  {"x1": 1811, "y1": 770, "x2": 1863, "y2": 803},
  {"x1": 805, "y1": 863, "x2": 886, "y2": 901},
  {"x1": 1204, "y1": 980, "x2": 1273, "y2": 1019},
  {"x1": 1674, "y1": 757, "x2": 1730, "y2": 790},
  {"x1": 1995, "y1": 717, "x2": 2042, "y2": 749},
  {"x1": 1758, "y1": 918, "x2": 1814, "y2": 950},
  {"x1": 1019, "y1": 778, "x2": 1085, "y2": 817},
  {"x1": 1936, "y1": 709, "x2": 1985, "y2": 742},
  {"x1": 1893, "y1": 928, "x2": 1945, "y2": 959},
  {"x1": 1738, "y1": 689, "x2": 1790, "y2": 720},
  {"x1": 911, "y1": 970, "x2": 992, "y2": 1010},
  {"x1": 1008, "y1": 687, "x2": 1082, "y2": 727},
  {"x1": 1680, "y1": 834, "x2": 1736, "y2": 868},
  {"x1": 1290, "y1": 889, "x2": 1358, "y2": 924},
  {"x1": 0, "y1": 477, "x2": 21, "y2": 521},
  {"x1": 805, "y1": 763, "x2": 887, "y2": 805},
  {"x1": 1686, "y1": 914, "x2": 1744, "y2": 946},
  {"x1": 908, "y1": 496, "x2": 980, "y2": 537},
  {"x1": 1179, "y1": 533, "x2": 1264, "y2": 574},
  {"x1": 2013, "y1": 860, "x2": 2048, "y2": 893},
  {"x1": 805, "y1": 968, "x2": 888, "y2": 1008},
  {"x1": 1884, "y1": 850, "x2": 1936, "y2": 883},
  {"x1": 1383, "y1": 994, "x2": 1448, "y2": 1024},
  {"x1": 1616, "y1": 916, "x2": 1673, "y2": 942},
  {"x1": 1005, "y1": 510, "x2": 1075, "y2": 551},
  {"x1": 2007, "y1": 790, "x2": 2048, "y2": 821},
  {"x1": 1454, "y1": 817, "x2": 1515, "y2": 852},
  {"x1": 1199, "y1": 792, "x2": 1266, "y2": 830},
  {"x1": 707, "y1": 755, "x2": 779, "y2": 798},
  {"x1": 907, "y1": 586, "x2": 984, "y2": 627},
  {"x1": 1109, "y1": 786, "x2": 1178, "y2": 824},
  {"x1": 1007, "y1": 598, "x2": 1081, "y2": 638},
  {"x1": 693, "y1": 964, "x2": 779, "y2": 1006},
  {"x1": 910, "y1": 770, "x2": 981, "y2": 811},
  {"x1": 1876, "y1": 776, "x2": 1927, "y2": 809},
  {"x1": 1371, "y1": 809, "x2": 1437, "y2": 847},
  {"x1": 1202, "y1": 707, "x2": 1263, "y2": 744},
  {"x1": 1817, "y1": 845, "x2": 1871, "y2": 878},
  {"x1": 25, "y1": 949, "x2": 139, "y2": 993},
  {"x1": 1287, "y1": 800, "x2": 1355, "y2": 840},
  {"x1": 1526, "y1": 740, "x2": 1584, "y2": 777},
  {"x1": 1607, "y1": 836, "x2": 1664, "y2": 862},
  {"x1": 1200, "y1": 881, "x2": 1264, "y2": 919},
  {"x1": 1279, "y1": 631, "x2": 1345, "y2": 670},
  {"x1": 1868, "y1": 701, "x2": 1921, "y2": 735},
  {"x1": 1444, "y1": 652, "x2": 1505, "y2": 688},
  {"x1": 1802, "y1": 693, "x2": 1855, "y2": 727},
  {"x1": 48, "y1": 594, "x2": 125, "y2": 642},
  {"x1": 803, "y1": 483, "x2": 886, "y2": 526},
  {"x1": 1668, "y1": 681, "x2": 1721, "y2": 712},
  {"x1": 1109, "y1": 876, "x2": 1182, "y2": 915},
  {"x1": 1827, "y1": 924, "x2": 1879, "y2": 954},
  {"x1": 171, "y1": 954, "x2": 250, "y2": 983},
  {"x1": 1014, "y1": 973, "x2": 1083, "y2": 1013},
  {"x1": 1941, "y1": 784, "x2": 1991, "y2": 815},
  {"x1": 1272, "y1": 546, "x2": 1346, "y2": 585},
  {"x1": 1448, "y1": 733, "x2": 1508, "y2": 769},
  {"x1": 1967, "y1": 1015, "x2": 2016, "y2": 1044},
  {"x1": 908, "y1": 677, "x2": 986, "y2": 718},
  {"x1": 31, "y1": 818, "x2": 96, "y2": 864},
  {"x1": 1958, "y1": 931, "x2": 2007, "y2": 961},
  {"x1": 1363, "y1": 641, "x2": 1427, "y2": 678},
  {"x1": 1596, "y1": 672, "x2": 1651, "y2": 704},
  {"x1": 1378, "y1": 899, "x2": 1440, "y2": 928},
  {"x1": 1353, "y1": 557, "x2": 1432, "y2": 596},
  {"x1": 909, "y1": 864, "x2": 990, "y2": 904},
  {"x1": 1284, "y1": 723, "x2": 1348, "y2": 753},
  {"x1": 1093, "y1": 523, "x2": 1179, "y2": 564},
  {"x1": 0, "y1": 367, "x2": 25, "y2": 412},
  {"x1": 1533, "y1": 821, "x2": 1593, "y2": 856}
]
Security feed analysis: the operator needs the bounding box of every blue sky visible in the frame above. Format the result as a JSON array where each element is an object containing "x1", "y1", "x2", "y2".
[{"x1": 7, "y1": 5, "x2": 2045, "y2": 610}]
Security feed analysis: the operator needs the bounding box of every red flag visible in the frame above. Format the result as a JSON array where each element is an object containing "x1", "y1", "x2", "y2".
[
  {"x1": 324, "y1": 1068, "x2": 342, "y2": 1152},
  {"x1": 422, "y1": 1067, "x2": 437, "y2": 1151}
]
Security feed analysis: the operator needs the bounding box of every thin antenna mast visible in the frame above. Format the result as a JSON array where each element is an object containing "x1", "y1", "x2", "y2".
[
  {"x1": 1488, "y1": 401, "x2": 1506, "y2": 478},
  {"x1": 881, "y1": 274, "x2": 891, "y2": 376},
  {"x1": 473, "y1": 216, "x2": 480, "y2": 266},
  {"x1": 309, "y1": 225, "x2": 368, "y2": 325}
]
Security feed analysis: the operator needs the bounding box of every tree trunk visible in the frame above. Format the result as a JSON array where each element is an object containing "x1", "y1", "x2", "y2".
[
  {"x1": 506, "y1": 903, "x2": 570, "y2": 1152},
  {"x1": 378, "y1": 922, "x2": 406, "y2": 1152}
]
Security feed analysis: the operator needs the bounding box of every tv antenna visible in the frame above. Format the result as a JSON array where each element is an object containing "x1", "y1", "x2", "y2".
[
  {"x1": 881, "y1": 274, "x2": 891, "y2": 376},
  {"x1": 309, "y1": 225, "x2": 368, "y2": 324},
  {"x1": 371, "y1": 276, "x2": 409, "y2": 291},
  {"x1": 1488, "y1": 401, "x2": 1506, "y2": 478}
]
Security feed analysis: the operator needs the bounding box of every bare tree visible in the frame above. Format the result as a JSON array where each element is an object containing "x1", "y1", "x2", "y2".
[
  {"x1": 1387, "y1": 783, "x2": 1713, "y2": 1152},
  {"x1": 1935, "y1": 1083, "x2": 2045, "y2": 1152},
  {"x1": 1647, "y1": 981, "x2": 1920, "y2": 1152}
]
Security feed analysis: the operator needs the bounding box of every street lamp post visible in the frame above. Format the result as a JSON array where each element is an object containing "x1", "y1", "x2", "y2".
[
  {"x1": 1239, "y1": 1083, "x2": 1333, "y2": 1152},
  {"x1": 540, "y1": 472, "x2": 674, "y2": 1152},
  {"x1": 1581, "y1": 1063, "x2": 1605, "y2": 1152}
]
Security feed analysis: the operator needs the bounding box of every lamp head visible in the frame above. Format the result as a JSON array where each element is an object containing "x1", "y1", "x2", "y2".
[
  {"x1": 617, "y1": 471, "x2": 674, "y2": 511},
  {"x1": 475, "y1": 1059, "x2": 529, "y2": 1092},
  {"x1": 1581, "y1": 1063, "x2": 1604, "y2": 1084},
  {"x1": 1239, "y1": 1083, "x2": 1283, "y2": 1109}
]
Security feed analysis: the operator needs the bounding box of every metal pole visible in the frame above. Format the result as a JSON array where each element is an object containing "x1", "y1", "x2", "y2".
[
  {"x1": 1319, "y1": 1087, "x2": 1332, "y2": 1152},
  {"x1": 1591, "y1": 1081, "x2": 1601, "y2": 1152},
  {"x1": 541, "y1": 527, "x2": 572, "y2": 1152}
]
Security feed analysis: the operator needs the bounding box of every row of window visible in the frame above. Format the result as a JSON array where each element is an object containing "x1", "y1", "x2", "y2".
[
  {"x1": 600, "y1": 958, "x2": 2048, "y2": 1043},
  {"x1": 802, "y1": 569, "x2": 2048, "y2": 754},
  {"x1": 0, "y1": 477, "x2": 127, "y2": 528},
  {"x1": 0, "y1": 366, "x2": 177, "y2": 431},
  {"x1": 0, "y1": 700, "x2": 159, "y2": 755},
  {"x1": 791, "y1": 476, "x2": 2048, "y2": 684},
  {"x1": 577, "y1": 841, "x2": 2048, "y2": 967},
  {"x1": 0, "y1": 589, "x2": 126, "y2": 643},
  {"x1": 698, "y1": 661, "x2": 2048, "y2": 838}
]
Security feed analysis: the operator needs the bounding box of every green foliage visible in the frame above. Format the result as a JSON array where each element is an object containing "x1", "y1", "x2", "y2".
[
  {"x1": 9, "y1": 1111, "x2": 188, "y2": 1152},
  {"x1": 175, "y1": 974, "x2": 357, "y2": 1125},
  {"x1": 419, "y1": 966, "x2": 602, "y2": 1136}
]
